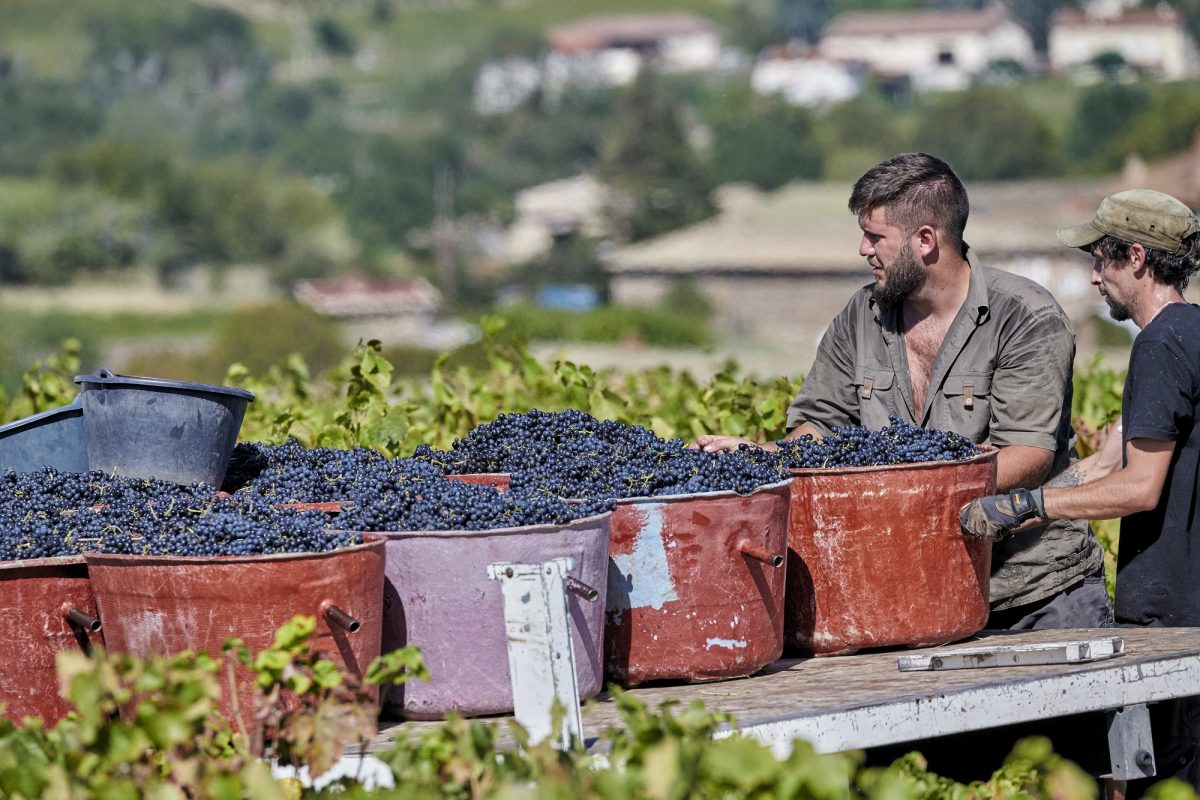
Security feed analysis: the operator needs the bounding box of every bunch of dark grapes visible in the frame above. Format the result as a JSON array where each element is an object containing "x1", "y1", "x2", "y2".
[
  {"x1": 96, "y1": 500, "x2": 360, "y2": 558},
  {"x1": 222, "y1": 439, "x2": 395, "y2": 502},
  {"x1": 767, "y1": 415, "x2": 979, "y2": 469},
  {"x1": 335, "y1": 476, "x2": 613, "y2": 533},
  {"x1": 0, "y1": 467, "x2": 360, "y2": 561},
  {"x1": 414, "y1": 409, "x2": 786, "y2": 500},
  {"x1": 225, "y1": 439, "x2": 612, "y2": 532}
]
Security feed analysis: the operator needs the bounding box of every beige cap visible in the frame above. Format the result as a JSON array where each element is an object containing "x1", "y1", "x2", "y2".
[{"x1": 1057, "y1": 189, "x2": 1200, "y2": 255}]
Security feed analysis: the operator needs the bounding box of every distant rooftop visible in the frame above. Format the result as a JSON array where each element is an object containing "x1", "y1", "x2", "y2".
[
  {"x1": 1052, "y1": 4, "x2": 1183, "y2": 28},
  {"x1": 822, "y1": 4, "x2": 1015, "y2": 37},
  {"x1": 547, "y1": 12, "x2": 717, "y2": 54},
  {"x1": 294, "y1": 276, "x2": 440, "y2": 318}
]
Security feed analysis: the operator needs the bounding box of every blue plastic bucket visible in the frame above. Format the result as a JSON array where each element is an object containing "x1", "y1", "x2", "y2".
[
  {"x1": 74, "y1": 369, "x2": 254, "y2": 487},
  {"x1": 0, "y1": 396, "x2": 88, "y2": 474}
]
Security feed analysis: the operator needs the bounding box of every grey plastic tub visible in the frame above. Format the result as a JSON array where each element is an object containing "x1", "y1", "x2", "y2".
[
  {"x1": 0, "y1": 396, "x2": 88, "y2": 474},
  {"x1": 74, "y1": 369, "x2": 254, "y2": 487}
]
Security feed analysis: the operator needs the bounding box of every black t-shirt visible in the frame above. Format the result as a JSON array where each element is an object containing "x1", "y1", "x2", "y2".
[{"x1": 1116, "y1": 302, "x2": 1200, "y2": 626}]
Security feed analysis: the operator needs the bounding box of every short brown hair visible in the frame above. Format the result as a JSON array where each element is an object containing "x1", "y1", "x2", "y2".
[{"x1": 849, "y1": 153, "x2": 969, "y2": 250}]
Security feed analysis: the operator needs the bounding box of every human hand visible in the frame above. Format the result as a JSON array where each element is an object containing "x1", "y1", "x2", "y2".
[
  {"x1": 959, "y1": 488, "x2": 1046, "y2": 541},
  {"x1": 693, "y1": 435, "x2": 777, "y2": 453}
]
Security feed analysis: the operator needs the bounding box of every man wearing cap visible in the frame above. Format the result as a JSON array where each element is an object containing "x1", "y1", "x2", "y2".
[
  {"x1": 700, "y1": 152, "x2": 1108, "y2": 630},
  {"x1": 962, "y1": 189, "x2": 1200, "y2": 788}
]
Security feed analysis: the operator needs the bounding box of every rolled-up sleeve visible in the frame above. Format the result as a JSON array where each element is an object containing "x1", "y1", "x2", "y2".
[
  {"x1": 786, "y1": 306, "x2": 860, "y2": 434},
  {"x1": 988, "y1": 309, "x2": 1074, "y2": 451}
]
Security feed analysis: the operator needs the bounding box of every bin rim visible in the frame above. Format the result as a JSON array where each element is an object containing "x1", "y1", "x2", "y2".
[
  {"x1": 83, "y1": 532, "x2": 384, "y2": 567},
  {"x1": 0, "y1": 396, "x2": 83, "y2": 436},
  {"x1": 74, "y1": 368, "x2": 255, "y2": 402},
  {"x1": 0, "y1": 553, "x2": 88, "y2": 572},
  {"x1": 787, "y1": 446, "x2": 997, "y2": 477},
  {"x1": 613, "y1": 476, "x2": 793, "y2": 506},
  {"x1": 348, "y1": 510, "x2": 613, "y2": 541}
]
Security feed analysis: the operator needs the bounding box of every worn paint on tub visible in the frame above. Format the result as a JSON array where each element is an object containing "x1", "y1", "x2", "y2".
[
  {"x1": 608, "y1": 503, "x2": 678, "y2": 612},
  {"x1": 604, "y1": 479, "x2": 791, "y2": 687}
]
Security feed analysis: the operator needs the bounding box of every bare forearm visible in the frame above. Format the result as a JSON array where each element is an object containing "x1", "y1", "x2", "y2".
[
  {"x1": 1043, "y1": 469, "x2": 1158, "y2": 519},
  {"x1": 1042, "y1": 438, "x2": 1172, "y2": 520},
  {"x1": 995, "y1": 445, "x2": 1054, "y2": 492},
  {"x1": 1042, "y1": 450, "x2": 1114, "y2": 490}
]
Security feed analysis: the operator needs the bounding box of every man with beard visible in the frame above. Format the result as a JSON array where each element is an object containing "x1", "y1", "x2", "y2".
[
  {"x1": 698, "y1": 152, "x2": 1108, "y2": 630},
  {"x1": 962, "y1": 189, "x2": 1200, "y2": 791}
]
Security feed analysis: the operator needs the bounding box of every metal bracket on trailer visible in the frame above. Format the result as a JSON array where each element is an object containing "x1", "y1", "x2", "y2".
[
  {"x1": 897, "y1": 637, "x2": 1125, "y2": 671},
  {"x1": 1106, "y1": 703, "x2": 1156, "y2": 781},
  {"x1": 487, "y1": 557, "x2": 583, "y2": 750}
]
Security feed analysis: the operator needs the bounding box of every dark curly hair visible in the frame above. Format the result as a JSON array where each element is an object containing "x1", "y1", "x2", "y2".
[{"x1": 1092, "y1": 231, "x2": 1200, "y2": 292}]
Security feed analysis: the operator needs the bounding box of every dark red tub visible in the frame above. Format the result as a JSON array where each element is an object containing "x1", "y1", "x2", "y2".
[
  {"x1": 604, "y1": 479, "x2": 792, "y2": 687},
  {"x1": 0, "y1": 555, "x2": 103, "y2": 722},
  {"x1": 786, "y1": 451, "x2": 997, "y2": 656},
  {"x1": 85, "y1": 536, "x2": 385, "y2": 731}
]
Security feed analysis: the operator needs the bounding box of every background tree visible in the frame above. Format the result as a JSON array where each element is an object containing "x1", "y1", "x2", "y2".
[
  {"x1": 910, "y1": 86, "x2": 1062, "y2": 179},
  {"x1": 705, "y1": 86, "x2": 825, "y2": 189},
  {"x1": 598, "y1": 69, "x2": 715, "y2": 242},
  {"x1": 1066, "y1": 81, "x2": 1151, "y2": 172},
  {"x1": 1115, "y1": 82, "x2": 1200, "y2": 162}
]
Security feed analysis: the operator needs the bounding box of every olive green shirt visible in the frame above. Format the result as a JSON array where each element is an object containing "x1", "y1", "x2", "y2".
[{"x1": 787, "y1": 249, "x2": 1102, "y2": 610}]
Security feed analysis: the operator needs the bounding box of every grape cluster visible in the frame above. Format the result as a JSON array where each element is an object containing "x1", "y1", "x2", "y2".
[
  {"x1": 767, "y1": 415, "x2": 979, "y2": 469},
  {"x1": 0, "y1": 468, "x2": 360, "y2": 561},
  {"x1": 226, "y1": 438, "x2": 611, "y2": 533},
  {"x1": 222, "y1": 439, "x2": 395, "y2": 502},
  {"x1": 414, "y1": 409, "x2": 786, "y2": 499},
  {"x1": 335, "y1": 477, "x2": 613, "y2": 533}
]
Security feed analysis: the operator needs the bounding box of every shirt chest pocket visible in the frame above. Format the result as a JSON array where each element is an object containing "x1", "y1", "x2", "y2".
[
  {"x1": 854, "y1": 366, "x2": 898, "y2": 430},
  {"x1": 941, "y1": 372, "x2": 991, "y2": 441}
]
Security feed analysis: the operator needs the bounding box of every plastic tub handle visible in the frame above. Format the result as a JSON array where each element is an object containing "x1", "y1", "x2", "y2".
[
  {"x1": 62, "y1": 604, "x2": 101, "y2": 632},
  {"x1": 566, "y1": 575, "x2": 600, "y2": 602},
  {"x1": 738, "y1": 540, "x2": 784, "y2": 568},
  {"x1": 321, "y1": 601, "x2": 361, "y2": 633}
]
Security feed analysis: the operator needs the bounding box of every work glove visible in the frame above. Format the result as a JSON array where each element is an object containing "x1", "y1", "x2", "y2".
[{"x1": 959, "y1": 487, "x2": 1046, "y2": 541}]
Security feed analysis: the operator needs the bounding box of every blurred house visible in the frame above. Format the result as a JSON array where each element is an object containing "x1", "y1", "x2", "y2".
[
  {"x1": 294, "y1": 275, "x2": 475, "y2": 347},
  {"x1": 1048, "y1": 3, "x2": 1199, "y2": 79},
  {"x1": 473, "y1": 57, "x2": 542, "y2": 115},
  {"x1": 603, "y1": 180, "x2": 1123, "y2": 361},
  {"x1": 500, "y1": 175, "x2": 611, "y2": 265},
  {"x1": 818, "y1": 3, "x2": 1036, "y2": 91},
  {"x1": 751, "y1": 45, "x2": 862, "y2": 107},
  {"x1": 544, "y1": 12, "x2": 721, "y2": 92}
]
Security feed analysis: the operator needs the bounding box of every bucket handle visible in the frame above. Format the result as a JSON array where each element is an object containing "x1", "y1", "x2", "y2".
[
  {"x1": 62, "y1": 604, "x2": 101, "y2": 633},
  {"x1": 320, "y1": 600, "x2": 361, "y2": 633},
  {"x1": 566, "y1": 575, "x2": 600, "y2": 602},
  {"x1": 738, "y1": 540, "x2": 784, "y2": 568}
]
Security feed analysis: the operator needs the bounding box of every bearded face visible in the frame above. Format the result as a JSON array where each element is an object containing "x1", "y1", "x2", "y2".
[{"x1": 872, "y1": 238, "x2": 927, "y2": 306}]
